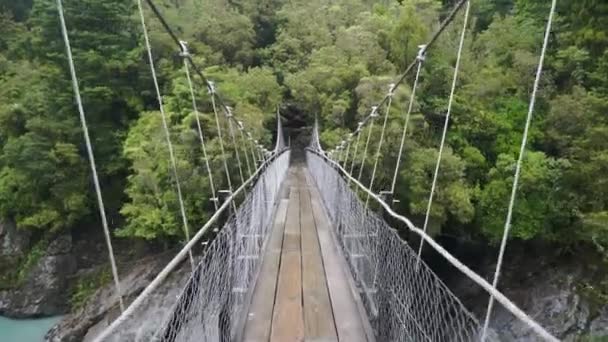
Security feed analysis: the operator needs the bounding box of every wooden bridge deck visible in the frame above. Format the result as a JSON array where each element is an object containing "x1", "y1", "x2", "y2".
[{"x1": 242, "y1": 166, "x2": 370, "y2": 342}]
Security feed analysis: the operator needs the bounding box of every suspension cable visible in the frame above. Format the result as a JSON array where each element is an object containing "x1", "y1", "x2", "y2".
[
  {"x1": 342, "y1": 136, "x2": 352, "y2": 168},
  {"x1": 327, "y1": 0, "x2": 469, "y2": 154},
  {"x1": 225, "y1": 108, "x2": 245, "y2": 185},
  {"x1": 237, "y1": 120, "x2": 253, "y2": 178},
  {"x1": 357, "y1": 108, "x2": 378, "y2": 182},
  {"x1": 138, "y1": 0, "x2": 194, "y2": 267},
  {"x1": 209, "y1": 88, "x2": 234, "y2": 194},
  {"x1": 481, "y1": 0, "x2": 557, "y2": 339},
  {"x1": 390, "y1": 51, "x2": 425, "y2": 195},
  {"x1": 417, "y1": 0, "x2": 471, "y2": 265},
  {"x1": 56, "y1": 0, "x2": 124, "y2": 312},
  {"x1": 349, "y1": 123, "x2": 363, "y2": 183},
  {"x1": 247, "y1": 132, "x2": 259, "y2": 170},
  {"x1": 142, "y1": 0, "x2": 269, "y2": 164},
  {"x1": 366, "y1": 84, "x2": 395, "y2": 207},
  {"x1": 179, "y1": 41, "x2": 219, "y2": 211}
]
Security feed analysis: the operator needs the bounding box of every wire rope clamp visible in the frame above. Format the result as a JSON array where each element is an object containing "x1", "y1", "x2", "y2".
[
  {"x1": 348, "y1": 133, "x2": 354, "y2": 141},
  {"x1": 207, "y1": 80, "x2": 216, "y2": 95},
  {"x1": 356, "y1": 121, "x2": 363, "y2": 133},
  {"x1": 225, "y1": 106, "x2": 234, "y2": 118},
  {"x1": 178, "y1": 40, "x2": 191, "y2": 58},
  {"x1": 247, "y1": 132, "x2": 253, "y2": 140},
  {"x1": 237, "y1": 120, "x2": 244, "y2": 131},
  {"x1": 370, "y1": 106, "x2": 379, "y2": 118},
  {"x1": 417, "y1": 44, "x2": 427, "y2": 62},
  {"x1": 388, "y1": 83, "x2": 396, "y2": 97}
]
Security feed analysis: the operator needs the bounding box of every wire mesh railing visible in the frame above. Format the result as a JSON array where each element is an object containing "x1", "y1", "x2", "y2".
[
  {"x1": 96, "y1": 149, "x2": 290, "y2": 342},
  {"x1": 306, "y1": 149, "x2": 481, "y2": 341}
]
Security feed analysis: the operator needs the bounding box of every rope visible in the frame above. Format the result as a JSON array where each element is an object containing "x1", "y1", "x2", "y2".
[
  {"x1": 481, "y1": 0, "x2": 557, "y2": 339},
  {"x1": 56, "y1": 0, "x2": 124, "y2": 312},
  {"x1": 417, "y1": 0, "x2": 470, "y2": 264},
  {"x1": 237, "y1": 121, "x2": 253, "y2": 178},
  {"x1": 349, "y1": 124, "x2": 363, "y2": 183},
  {"x1": 209, "y1": 89, "x2": 234, "y2": 194},
  {"x1": 225, "y1": 110, "x2": 245, "y2": 185},
  {"x1": 390, "y1": 55, "x2": 424, "y2": 195},
  {"x1": 342, "y1": 137, "x2": 352, "y2": 168},
  {"x1": 180, "y1": 42, "x2": 219, "y2": 211},
  {"x1": 366, "y1": 85, "x2": 395, "y2": 207},
  {"x1": 357, "y1": 110, "x2": 377, "y2": 182},
  {"x1": 138, "y1": 0, "x2": 194, "y2": 267},
  {"x1": 247, "y1": 132, "x2": 259, "y2": 169}
]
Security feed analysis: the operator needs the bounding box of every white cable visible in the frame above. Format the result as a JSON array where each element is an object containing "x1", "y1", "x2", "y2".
[
  {"x1": 226, "y1": 113, "x2": 245, "y2": 185},
  {"x1": 209, "y1": 92, "x2": 234, "y2": 193},
  {"x1": 247, "y1": 133, "x2": 259, "y2": 169},
  {"x1": 342, "y1": 138, "x2": 352, "y2": 168},
  {"x1": 138, "y1": 0, "x2": 194, "y2": 267},
  {"x1": 481, "y1": 0, "x2": 557, "y2": 339},
  {"x1": 390, "y1": 58, "x2": 424, "y2": 195},
  {"x1": 417, "y1": 0, "x2": 470, "y2": 264},
  {"x1": 349, "y1": 126, "x2": 363, "y2": 183},
  {"x1": 238, "y1": 124, "x2": 253, "y2": 178},
  {"x1": 367, "y1": 86, "x2": 395, "y2": 207},
  {"x1": 56, "y1": 0, "x2": 124, "y2": 312},
  {"x1": 357, "y1": 112, "x2": 377, "y2": 182},
  {"x1": 180, "y1": 47, "x2": 218, "y2": 211}
]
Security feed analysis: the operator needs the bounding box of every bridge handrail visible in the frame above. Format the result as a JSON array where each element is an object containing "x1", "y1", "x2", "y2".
[
  {"x1": 94, "y1": 147, "x2": 290, "y2": 342},
  {"x1": 306, "y1": 147, "x2": 558, "y2": 342}
]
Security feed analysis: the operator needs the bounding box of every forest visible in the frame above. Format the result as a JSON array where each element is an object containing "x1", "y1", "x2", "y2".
[{"x1": 0, "y1": 0, "x2": 607, "y2": 281}]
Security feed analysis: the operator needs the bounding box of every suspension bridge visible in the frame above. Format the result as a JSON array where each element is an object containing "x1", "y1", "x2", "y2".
[{"x1": 49, "y1": 0, "x2": 563, "y2": 340}]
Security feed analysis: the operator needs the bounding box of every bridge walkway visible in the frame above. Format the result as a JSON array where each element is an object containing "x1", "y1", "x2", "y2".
[{"x1": 242, "y1": 166, "x2": 371, "y2": 342}]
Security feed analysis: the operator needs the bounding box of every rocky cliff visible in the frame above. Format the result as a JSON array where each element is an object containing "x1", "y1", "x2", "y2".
[
  {"x1": 0, "y1": 221, "x2": 76, "y2": 318},
  {"x1": 443, "y1": 242, "x2": 608, "y2": 341}
]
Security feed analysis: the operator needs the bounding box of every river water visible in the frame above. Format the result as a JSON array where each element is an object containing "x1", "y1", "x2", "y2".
[{"x1": 0, "y1": 316, "x2": 61, "y2": 342}]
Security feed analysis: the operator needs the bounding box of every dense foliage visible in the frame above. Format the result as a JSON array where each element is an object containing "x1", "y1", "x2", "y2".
[{"x1": 0, "y1": 0, "x2": 606, "y2": 254}]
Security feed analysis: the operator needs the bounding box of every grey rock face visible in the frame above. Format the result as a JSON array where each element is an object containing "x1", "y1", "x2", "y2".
[
  {"x1": 449, "y1": 246, "x2": 608, "y2": 341},
  {"x1": 590, "y1": 307, "x2": 608, "y2": 336},
  {"x1": 45, "y1": 252, "x2": 188, "y2": 342},
  {"x1": 0, "y1": 234, "x2": 76, "y2": 318},
  {"x1": 0, "y1": 220, "x2": 30, "y2": 257}
]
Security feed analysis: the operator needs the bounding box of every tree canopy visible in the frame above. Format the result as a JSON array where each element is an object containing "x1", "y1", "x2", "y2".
[{"x1": 0, "y1": 0, "x2": 607, "y2": 254}]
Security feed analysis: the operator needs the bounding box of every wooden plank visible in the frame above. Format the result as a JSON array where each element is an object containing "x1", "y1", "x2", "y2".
[
  {"x1": 306, "y1": 171, "x2": 371, "y2": 342},
  {"x1": 270, "y1": 184, "x2": 304, "y2": 342},
  {"x1": 242, "y1": 198, "x2": 289, "y2": 342},
  {"x1": 300, "y1": 182, "x2": 339, "y2": 342}
]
